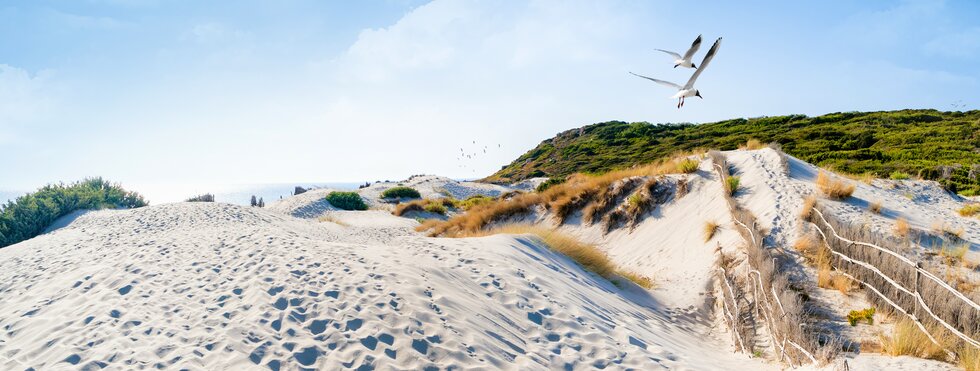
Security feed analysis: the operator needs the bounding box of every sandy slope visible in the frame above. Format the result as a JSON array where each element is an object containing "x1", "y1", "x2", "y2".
[{"x1": 0, "y1": 203, "x2": 769, "y2": 370}]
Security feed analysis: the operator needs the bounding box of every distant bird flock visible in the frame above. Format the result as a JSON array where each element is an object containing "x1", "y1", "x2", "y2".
[{"x1": 631, "y1": 35, "x2": 722, "y2": 108}]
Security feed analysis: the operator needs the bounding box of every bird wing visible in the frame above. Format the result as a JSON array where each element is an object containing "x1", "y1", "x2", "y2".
[
  {"x1": 681, "y1": 34, "x2": 702, "y2": 61},
  {"x1": 629, "y1": 72, "x2": 681, "y2": 90},
  {"x1": 654, "y1": 49, "x2": 682, "y2": 60},
  {"x1": 684, "y1": 37, "x2": 721, "y2": 89}
]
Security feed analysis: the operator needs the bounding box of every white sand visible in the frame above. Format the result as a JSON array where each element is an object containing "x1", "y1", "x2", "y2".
[
  {"x1": 0, "y1": 151, "x2": 968, "y2": 370},
  {"x1": 0, "y1": 202, "x2": 771, "y2": 370}
]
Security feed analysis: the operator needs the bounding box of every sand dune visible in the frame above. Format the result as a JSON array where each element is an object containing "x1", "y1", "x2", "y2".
[{"x1": 0, "y1": 203, "x2": 769, "y2": 370}]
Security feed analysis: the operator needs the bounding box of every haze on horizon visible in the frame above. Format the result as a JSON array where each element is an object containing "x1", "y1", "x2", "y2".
[{"x1": 2, "y1": 0, "x2": 979, "y2": 191}]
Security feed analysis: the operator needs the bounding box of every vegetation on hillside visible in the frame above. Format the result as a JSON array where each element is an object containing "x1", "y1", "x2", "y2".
[
  {"x1": 0, "y1": 178, "x2": 147, "y2": 248},
  {"x1": 381, "y1": 186, "x2": 421, "y2": 199},
  {"x1": 325, "y1": 191, "x2": 367, "y2": 211},
  {"x1": 485, "y1": 109, "x2": 980, "y2": 195}
]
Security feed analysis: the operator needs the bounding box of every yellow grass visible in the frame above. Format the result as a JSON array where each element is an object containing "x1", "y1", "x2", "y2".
[
  {"x1": 800, "y1": 194, "x2": 817, "y2": 219},
  {"x1": 894, "y1": 218, "x2": 910, "y2": 238},
  {"x1": 394, "y1": 198, "x2": 450, "y2": 216},
  {"x1": 832, "y1": 274, "x2": 853, "y2": 295},
  {"x1": 617, "y1": 270, "x2": 656, "y2": 289},
  {"x1": 869, "y1": 200, "x2": 882, "y2": 214},
  {"x1": 816, "y1": 171, "x2": 855, "y2": 199},
  {"x1": 961, "y1": 343, "x2": 980, "y2": 371},
  {"x1": 703, "y1": 220, "x2": 719, "y2": 242},
  {"x1": 940, "y1": 242, "x2": 969, "y2": 265},
  {"x1": 879, "y1": 320, "x2": 950, "y2": 360},
  {"x1": 744, "y1": 139, "x2": 765, "y2": 150},
  {"x1": 960, "y1": 204, "x2": 980, "y2": 217},
  {"x1": 676, "y1": 158, "x2": 700, "y2": 173},
  {"x1": 317, "y1": 215, "x2": 348, "y2": 226}
]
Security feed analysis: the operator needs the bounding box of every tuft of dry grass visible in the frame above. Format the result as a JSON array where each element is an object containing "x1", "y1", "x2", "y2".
[
  {"x1": 318, "y1": 215, "x2": 349, "y2": 226},
  {"x1": 939, "y1": 242, "x2": 969, "y2": 265},
  {"x1": 832, "y1": 274, "x2": 853, "y2": 295},
  {"x1": 960, "y1": 204, "x2": 980, "y2": 217},
  {"x1": 617, "y1": 270, "x2": 655, "y2": 289},
  {"x1": 894, "y1": 218, "x2": 910, "y2": 238},
  {"x1": 703, "y1": 220, "x2": 719, "y2": 242},
  {"x1": 878, "y1": 320, "x2": 950, "y2": 360},
  {"x1": 744, "y1": 139, "x2": 765, "y2": 150},
  {"x1": 869, "y1": 200, "x2": 882, "y2": 214},
  {"x1": 394, "y1": 198, "x2": 450, "y2": 216},
  {"x1": 816, "y1": 171, "x2": 855, "y2": 199},
  {"x1": 800, "y1": 194, "x2": 818, "y2": 219},
  {"x1": 960, "y1": 343, "x2": 980, "y2": 371}
]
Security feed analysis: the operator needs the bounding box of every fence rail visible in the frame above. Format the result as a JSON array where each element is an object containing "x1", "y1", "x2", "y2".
[{"x1": 808, "y1": 206, "x2": 980, "y2": 349}]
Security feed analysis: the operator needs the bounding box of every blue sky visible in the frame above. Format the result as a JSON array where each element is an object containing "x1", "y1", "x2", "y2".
[{"x1": 2, "y1": 0, "x2": 979, "y2": 191}]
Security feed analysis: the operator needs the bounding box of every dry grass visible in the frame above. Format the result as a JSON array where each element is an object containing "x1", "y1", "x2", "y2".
[
  {"x1": 879, "y1": 320, "x2": 950, "y2": 360},
  {"x1": 939, "y1": 242, "x2": 969, "y2": 265},
  {"x1": 869, "y1": 200, "x2": 882, "y2": 214},
  {"x1": 894, "y1": 218, "x2": 910, "y2": 238},
  {"x1": 703, "y1": 220, "x2": 719, "y2": 242},
  {"x1": 744, "y1": 138, "x2": 765, "y2": 150},
  {"x1": 960, "y1": 343, "x2": 980, "y2": 371},
  {"x1": 816, "y1": 171, "x2": 855, "y2": 199},
  {"x1": 800, "y1": 194, "x2": 817, "y2": 219},
  {"x1": 393, "y1": 198, "x2": 450, "y2": 216},
  {"x1": 932, "y1": 220, "x2": 965, "y2": 239},
  {"x1": 676, "y1": 158, "x2": 700, "y2": 173},
  {"x1": 317, "y1": 215, "x2": 349, "y2": 226},
  {"x1": 959, "y1": 204, "x2": 980, "y2": 217},
  {"x1": 471, "y1": 224, "x2": 654, "y2": 289},
  {"x1": 831, "y1": 274, "x2": 854, "y2": 295}
]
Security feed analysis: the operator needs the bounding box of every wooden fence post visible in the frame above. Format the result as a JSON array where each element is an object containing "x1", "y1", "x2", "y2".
[{"x1": 913, "y1": 262, "x2": 921, "y2": 316}]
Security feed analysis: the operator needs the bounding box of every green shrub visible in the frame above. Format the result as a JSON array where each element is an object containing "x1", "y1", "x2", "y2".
[
  {"x1": 726, "y1": 176, "x2": 741, "y2": 196},
  {"x1": 380, "y1": 186, "x2": 421, "y2": 199},
  {"x1": 325, "y1": 191, "x2": 367, "y2": 210},
  {"x1": 889, "y1": 171, "x2": 910, "y2": 180},
  {"x1": 847, "y1": 307, "x2": 875, "y2": 326},
  {"x1": 458, "y1": 195, "x2": 494, "y2": 210},
  {"x1": 423, "y1": 202, "x2": 447, "y2": 215},
  {"x1": 0, "y1": 178, "x2": 147, "y2": 248},
  {"x1": 535, "y1": 177, "x2": 566, "y2": 192}
]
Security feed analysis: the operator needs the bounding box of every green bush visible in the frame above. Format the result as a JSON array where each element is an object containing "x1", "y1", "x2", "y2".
[
  {"x1": 325, "y1": 191, "x2": 368, "y2": 210},
  {"x1": 535, "y1": 177, "x2": 566, "y2": 192},
  {"x1": 380, "y1": 186, "x2": 421, "y2": 199},
  {"x1": 847, "y1": 307, "x2": 876, "y2": 326},
  {"x1": 0, "y1": 178, "x2": 147, "y2": 248}
]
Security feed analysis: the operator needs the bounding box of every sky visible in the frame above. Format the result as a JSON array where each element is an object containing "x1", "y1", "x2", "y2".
[{"x1": 2, "y1": 0, "x2": 979, "y2": 192}]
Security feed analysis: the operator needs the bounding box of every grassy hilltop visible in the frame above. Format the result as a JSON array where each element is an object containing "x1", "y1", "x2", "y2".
[{"x1": 484, "y1": 109, "x2": 980, "y2": 195}]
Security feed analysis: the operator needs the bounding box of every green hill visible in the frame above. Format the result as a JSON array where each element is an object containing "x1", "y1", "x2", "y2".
[{"x1": 484, "y1": 109, "x2": 980, "y2": 195}]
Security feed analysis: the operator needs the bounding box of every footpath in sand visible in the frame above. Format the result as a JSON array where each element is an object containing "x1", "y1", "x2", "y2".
[{"x1": 0, "y1": 202, "x2": 767, "y2": 370}]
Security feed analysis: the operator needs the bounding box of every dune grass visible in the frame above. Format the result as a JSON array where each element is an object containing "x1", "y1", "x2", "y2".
[
  {"x1": 725, "y1": 176, "x2": 740, "y2": 196},
  {"x1": 869, "y1": 200, "x2": 882, "y2": 214},
  {"x1": 744, "y1": 138, "x2": 765, "y2": 150},
  {"x1": 960, "y1": 343, "x2": 980, "y2": 371},
  {"x1": 676, "y1": 158, "x2": 700, "y2": 173},
  {"x1": 894, "y1": 218, "x2": 911, "y2": 238},
  {"x1": 469, "y1": 224, "x2": 654, "y2": 288},
  {"x1": 816, "y1": 171, "x2": 855, "y2": 199},
  {"x1": 890, "y1": 171, "x2": 911, "y2": 180},
  {"x1": 703, "y1": 220, "x2": 719, "y2": 242},
  {"x1": 879, "y1": 320, "x2": 950, "y2": 360},
  {"x1": 959, "y1": 204, "x2": 980, "y2": 217},
  {"x1": 800, "y1": 194, "x2": 817, "y2": 219}
]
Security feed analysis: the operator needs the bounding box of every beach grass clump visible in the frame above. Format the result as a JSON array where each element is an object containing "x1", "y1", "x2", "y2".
[
  {"x1": 676, "y1": 158, "x2": 700, "y2": 173},
  {"x1": 832, "y1": 274, "x2": 854, "y2": 295},
  {"x1": 959, "y1": 204, "x2": 980, "y2": 217},
  {"x1": 703, "y1": 220, "x2": 719, "y2": 242},
  {"x1": 394, "y1": 198, "x2": 453, "y2": 216},
  {"x1": 535, "y1": 177, "x2": 565, "y2": 192},
  {"x1": 744, "y1": 138, "x2": 765, "y2": 150},
  {"x1": 185, "y1": 193, "x2": 215, "y2": 202},
  {"x1": 457, "y1": 195, "x2": 494, "y2": 210},
  {"x1": 617, "y1": 269, "x2": 655, "y2": 289},
  {"x1": 325, "y1": 191, "x2": 368, "y2": 211},
  {"x1": 894, "y1": 218, "x2": 911, "y2": 238},
  {"x1": 847, "y1": 307, "x2": 875, "y2": 326},
  {"x1": 725, "y1": 176, "x2": 741, "y2": 196},
  {"x1": 869, "y1": 200, "x2": 882, "y2": 214},
  {"x1": 879, "y1": 320, "x2": 949, "y2": 360},
  {"x1": 960, "y1": 343, "x2": 980, "y2": 371},
  {"x1": 800, "y1": 194, "x2": 817, "y2": 219},
  {"x1": 939, "y1": 242, "x2": 969, "y2": 265},
  {"x1": 816, "y1": 171, "x2": 855, "y2": 199},
  {"x1": 890, "y1": 171, "x2": 911, "y2": 180},
  {"x1": 381, "y1": 186, "x2": 421, "y2": 199},
  {"x1": 0, "y1": 177, "x2": 147, "y2": 248}
]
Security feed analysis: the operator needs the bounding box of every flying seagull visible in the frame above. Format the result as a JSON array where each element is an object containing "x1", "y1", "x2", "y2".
[
  {"x1": 655, "y1": 35, "x2": 702, "y2": 69},
  {"x1": 631, "y1": 37, "x2": 721, "y2": 108}
]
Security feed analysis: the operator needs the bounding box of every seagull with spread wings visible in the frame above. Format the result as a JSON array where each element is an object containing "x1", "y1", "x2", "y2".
[
  {"x1": 631, "y1": 37, "x2": 721, "y2": 108},
  {"x1": 655, "y1": 34, "x2": 702, "y2": 69}
]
